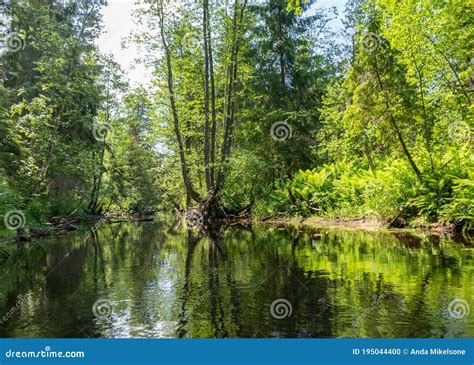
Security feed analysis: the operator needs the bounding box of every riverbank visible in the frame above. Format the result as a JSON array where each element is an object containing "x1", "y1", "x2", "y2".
[
  {"x1": 261, "y1": 216, "x2": 473, "y2": 237},
  {"x1": 2, "y1": 211, "x2": 472, "y2": 246},
  {"x1": 2, "y1": 213, "x2": 472, "y2": 338},
  {"x1": 0, "y1": 212, "x2": 156, "y2": 245}
]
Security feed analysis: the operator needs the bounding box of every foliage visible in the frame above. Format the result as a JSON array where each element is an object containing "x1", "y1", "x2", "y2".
[
  {"x1": 0, "y1": 0, "x2": 472, "y2": 234},
  {"x1": 276, "y1": 0, "x2": 473, "y2": 231},
  {"x1": 265, "y1": 149, "x2": 472, "y2": 231}
]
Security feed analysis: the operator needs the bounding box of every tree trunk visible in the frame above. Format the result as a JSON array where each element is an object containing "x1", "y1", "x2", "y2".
[
  {"x1": 408, "y1": 35, "x2": 434, "y2": 173},
  {"x1": 208, "y1": 2, "x2": 217, "y2": 188},
  {"x1": 88, "y1": 93, "x2": 111, "y2": 214},
  {"x1": 363, "y1": 141, "x2": 377, "y2": 176},
  {"x1": 216, "y1": 0, "x2": 248, "y2": 193},
  {"x1": 157, "y1": 0, "x2": 202, "y2": 203},
  {"x1": 373, "y1": 55, "x2": 424, "y2": 183},
  {"x1": 203, "y1": 0, "x2": 212, "y2": 192}
]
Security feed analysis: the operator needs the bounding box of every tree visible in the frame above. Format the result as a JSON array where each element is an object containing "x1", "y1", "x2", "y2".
[
  {"x1": 134, "y1": 0, "x2": 251, "y2": 220},
  {"x1": 0, "y1": 0, "x2": 105, "y2": 220},
  {"x1": 88, "y1": 56, "x2": 127, "y2": 215}
]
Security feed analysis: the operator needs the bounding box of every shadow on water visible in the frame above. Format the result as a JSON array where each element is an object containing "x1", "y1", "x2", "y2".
[{"x1": 0, "y1": 214, "x2": 472, "y2": 338}]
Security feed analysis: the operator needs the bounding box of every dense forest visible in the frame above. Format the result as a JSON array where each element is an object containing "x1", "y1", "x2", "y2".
[{"x1": 0, "y1": 0, "x2": 472, "y2": 238}]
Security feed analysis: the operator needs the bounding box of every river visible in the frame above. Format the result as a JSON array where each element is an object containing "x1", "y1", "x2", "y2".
[{"x1": 0, "y1": 215, "x2": 472, "y2": 338}]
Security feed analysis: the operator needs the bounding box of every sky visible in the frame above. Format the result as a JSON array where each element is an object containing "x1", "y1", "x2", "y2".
[
  {"x1": 96, "y1": 0, "x2": 347, "y2": 86},
  {"x1": 96, "y1": 0, "x2": 148, "y2": 86}
]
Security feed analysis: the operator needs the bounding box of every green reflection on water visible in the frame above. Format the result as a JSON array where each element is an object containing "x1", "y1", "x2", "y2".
[{"x1": 0, "y1": 215, "x2": 472, "y2": 338}]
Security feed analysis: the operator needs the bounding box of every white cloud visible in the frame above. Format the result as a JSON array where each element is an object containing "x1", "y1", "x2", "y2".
[
  {"x1": 96, "y1": 1, "x2": 150, "y2": 86},
  {"x1": 96, "y1": 0, "x2": 347, "y2": 86}
]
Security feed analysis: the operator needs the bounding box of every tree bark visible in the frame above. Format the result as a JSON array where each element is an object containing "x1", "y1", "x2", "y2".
[
  {"x1": 203, "y1": 0, "x2": 212, "y2": 192},
  {"x1": 157, "y1": 0, "x2": 202, "y2": 203},
  {"x1": 216, "y1": 0, "x2": 248, "y2": 193},
  {"x1": 208, "y1": 3, "x2": 217, "y2": 188}
]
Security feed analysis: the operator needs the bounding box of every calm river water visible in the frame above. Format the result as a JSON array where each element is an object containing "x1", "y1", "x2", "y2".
[{"x1": 0, "y1": 215, "x2": 472, "y2": 338}]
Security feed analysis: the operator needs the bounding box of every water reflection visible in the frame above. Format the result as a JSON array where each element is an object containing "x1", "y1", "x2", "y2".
[{"x1": 0, "y1": 215, "x2": 472, "y2": 338}]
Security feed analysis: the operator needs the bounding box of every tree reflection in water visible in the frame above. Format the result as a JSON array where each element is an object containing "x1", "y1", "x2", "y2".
[{"x1": 0, "y1": 215, "x2": 472, "y2": 338}]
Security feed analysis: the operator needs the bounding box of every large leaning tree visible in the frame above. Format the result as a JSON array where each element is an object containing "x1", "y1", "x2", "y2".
[{"x1": 135, "y1": 0, "x2": 251, "y2": 223}]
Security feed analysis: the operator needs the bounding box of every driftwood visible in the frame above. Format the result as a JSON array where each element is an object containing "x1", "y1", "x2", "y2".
[
  {"x1": 108, "y1": 217, "x2": 154, "y2": 224},
  {"x1": 261, "y1": 213, "x2": 278, "y2": 222},
  {"x1": 1, "y1": 213, "x2": 85, "y2": 244},
  {"x1": 17, "y1": 222, "x2": 78, "y2": 242},
  {"x1": 388, "y1": 206, "x2": 409, "y2": 228}
]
